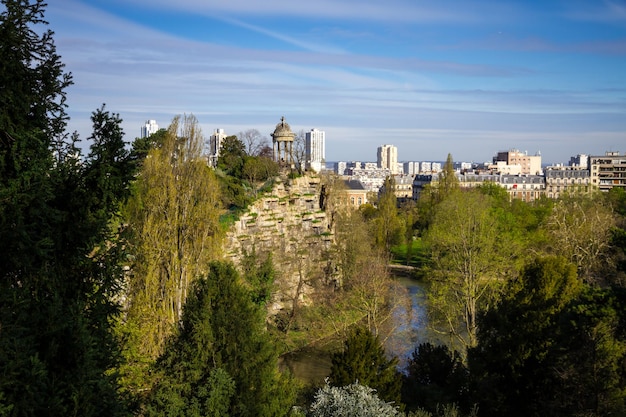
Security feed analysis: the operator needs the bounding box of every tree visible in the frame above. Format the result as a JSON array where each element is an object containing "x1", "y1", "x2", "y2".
[
  {"x1": 145, "y1": 261, "x2": 296, "y2": 417},
  {"x1": 374, "y1": 176, "x2": 406, "y2": 251},
  {"x1": 123, "y1": 115, "x2": 223, "y2": 366},
  {"x1": 292, "y1": 129, "x2": 306, "y2": 174},
  {"x1": 425, "y1": 189, "x2": 511, "y2": 351},
  {"x1": 544, "y1": 193, "x2": 617, "y2": 283},
  {"x1": 402, "y1": 343, "x2": 469, "y2": 414},
  {"x1": 0, "y1": 0, "x2": 72, "y2": 143},
  {"x1": 238, "y1": 128, "x2": 269, "y2": 156},
  {"x1": 415, "y1": 154, "x2": 459, "y2": 233},
  {"x1": 329, "y1": 327, "x2": 402, "y2": 406},
  {"x1": 0, "y1": 3, "x2": 131, "y2": 414},
  {"x1": 309, "y1": 382, "x2": 401, "y2": 417},
  {"x1": 468, "y1": 256, "x2": 583, "y2": 417},
  {"x1": 217, "y1": 134, "x2": 247, "y2": 178},
  {"x1": 438, "y1": 153, "x2": 460, "y2": 200}
]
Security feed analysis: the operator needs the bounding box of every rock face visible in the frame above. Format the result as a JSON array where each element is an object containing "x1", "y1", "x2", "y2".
[{"x1": 225, "y1": 175, "x2": 335, "y2": 315}]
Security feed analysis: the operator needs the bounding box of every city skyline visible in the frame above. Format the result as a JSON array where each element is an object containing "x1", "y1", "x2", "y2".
[{"x1": 47, "y1": 1, "x2": 625, "y2": 164}]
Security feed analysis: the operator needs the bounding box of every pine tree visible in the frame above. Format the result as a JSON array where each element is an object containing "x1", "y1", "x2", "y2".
[
  {"x1": 145, "y1": 261, "x2": 296, "y2": 417},
  {"x1": 329, "y1": 327, "x2": 402, "y2": 406},
  {"x1": 1, "y1": 2, "x2": 133, "y2": 414}
]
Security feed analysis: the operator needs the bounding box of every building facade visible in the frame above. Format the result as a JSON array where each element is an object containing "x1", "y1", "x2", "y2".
[
  {"x1": 305, "y1": 128, "x2": 325, "y2": 172},
  {"x1": 493, "y1": 149, "x2": 542, "y2": 175},
  {"x1": 141, "y1": 119, "x2": 159, "y2": 138},
  {"x1": 545, "y1": 166, "x2": 590, "y2": 199},
  {"x1": 377, "y1": 144, "x2": 398, "y2": 174},
  {"x1": 590, "y1": 151, "x2": 626, "y2": 192},
  {"x1": 208, "y1": 128, "x2": 227, "y2": 167}
]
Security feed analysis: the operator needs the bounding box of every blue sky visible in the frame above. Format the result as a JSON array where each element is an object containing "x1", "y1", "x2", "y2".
[{"x1": 46, "y1": 0, "x2": 625, "y2": 164}]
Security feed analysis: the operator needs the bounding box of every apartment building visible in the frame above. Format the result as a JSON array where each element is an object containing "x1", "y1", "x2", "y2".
[{"x1": 590, "y1": 151, "x2": 626, "y2": 192}]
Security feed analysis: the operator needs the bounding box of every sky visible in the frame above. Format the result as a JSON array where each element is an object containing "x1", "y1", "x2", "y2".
[{"x1": 44, "y1": 0, "x2": 626, "y2": 164}]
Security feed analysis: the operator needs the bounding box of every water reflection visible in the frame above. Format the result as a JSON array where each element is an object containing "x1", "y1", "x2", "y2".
[{"x1": 279, "y1": 273, "x2": 431, "y2": 384}]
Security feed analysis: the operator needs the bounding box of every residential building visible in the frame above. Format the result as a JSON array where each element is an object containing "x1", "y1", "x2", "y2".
[
  {"x1": 569, "y1": 154, "x2": 589, "y2": 169},
  {"x1": 336, "y1": 161, "x2": 347, "y2": 175},
  {"x1": 141, "y1": 119, "x2": 159, "y2": 138},
  {"x1": 499, "y1": 175, "x2": 545, "y2": 203},
  {"x1": 209, "y1": 128, "x2": 227, "y2": 167},
  {"x1": 545, "y1": 166, "x2": 590, "y2": 199},
  {"x1": 343, "y1": 179, "x2": 369, "y2": 209},
  {"x1": 590, "y1": 151, "x2": 626, "y2": 192},
  {"x1": 305, "y1": 128, "x2": 325, "y2": 172},
  {"x1": 493, "y1": 149, "x2": 542, "y2": 175},
  {"x1": 377, "y1": 144, "x2": 399, "y2": 174},
  {"x1": 412, "y1": 172, "x2": 544, "y2": 203},
  {"x1": 378, "y1": 174, "x2": 414, "y2": 204},
  {"x1": 403, "y1": 161, "x2": 420, "y2": 175}
]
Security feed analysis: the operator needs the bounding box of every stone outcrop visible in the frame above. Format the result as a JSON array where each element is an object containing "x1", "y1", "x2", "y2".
[{"x1": 225, "y1": 175, "x2": 334, "y2": 315}]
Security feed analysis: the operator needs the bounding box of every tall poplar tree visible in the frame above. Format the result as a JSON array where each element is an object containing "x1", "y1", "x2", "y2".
[{"x1": 123, "y1": 115, "x2": 224, "y2": 368}]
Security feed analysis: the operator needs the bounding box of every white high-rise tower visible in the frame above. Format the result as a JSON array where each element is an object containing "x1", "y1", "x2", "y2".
[
  {"x1": 209, "y1": 128, "x2": 227, "y2": 167},
  {"x1": 305, "y1": 128, "x2": 326, "y2": 172},
  {"x1": 141, "y1": 119, "x2": 159, "y2": 138},
  {"x1": 377, "y1": 144, "x2": 398, "y2": 174}
]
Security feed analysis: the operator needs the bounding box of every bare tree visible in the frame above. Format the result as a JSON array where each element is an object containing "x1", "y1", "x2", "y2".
[
  {"x1": 293, "y1": 129, "x2": 306, "y2": 174},
  {"x1": 238, "y1": 128, "x2": 269, "y2": 156}
]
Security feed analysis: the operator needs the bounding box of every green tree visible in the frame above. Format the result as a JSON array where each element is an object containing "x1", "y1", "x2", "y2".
[
  {"x1": 329, "y1": 327, "x2": 402, "y2": 406},
  {"x1": 468, "y1": 256, "x2": 582, "y2": 417},
  {"x1": 544, "y1": 193, "x2": 616, "y2": 283},
  {"x1": 145, "y1": 261, "x2": 296, "y2": 417},
  {"x1": 415, "y1": 154, "x2": 459, "y2": 232},
  {"x1": 374, "y1": 176, "x2": 405, "y2": 251},
  {"x1": 0, "y1": 2, "x2": 131, "y2": 414},
  {"x1": 120, "y1": 115, "x2": 224, "y2": 394},
  {"x1": 217, "y1": 134, "x2": 247, "y2": 178},
  {"x1": 402, "y1": 343, "x2": 469, "y2": 414},
  {"x1": 425, "y1": 189, "x2": 511, "y2": 350}
]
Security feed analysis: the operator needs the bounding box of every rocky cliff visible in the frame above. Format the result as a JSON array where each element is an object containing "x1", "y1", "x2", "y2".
[{"x1": 225, "y1": 175, "x2": 335, "y2": 315}]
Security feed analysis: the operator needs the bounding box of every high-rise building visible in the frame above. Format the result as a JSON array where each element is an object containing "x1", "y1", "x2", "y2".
[
  {"x1": 209, "y1": 128, "x2": 227, "y2": 167},
  {"x1": 377, "y1": 144, "x2": 398, "y2": 174},
  {"x1": 305, "y1": 128, "x2": 325, "y2": 172},
  {"x1": 569, "y1": 154, "x2": 589, "y2": 169},
  {"x1": 141, "y1": 119, "x2": 159, "y2": 138}
]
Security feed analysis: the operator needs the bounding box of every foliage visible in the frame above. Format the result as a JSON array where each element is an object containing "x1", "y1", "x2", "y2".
[
  {"x1": 0, "y1": 4, "x2": 132, "y2": 413},
  {"x1": 424, "y1": 189, "x2": 511, "y2": 350},
  {"x1": 309, "y1": 382, "x2": 401, "y2": 417},
  {"x1": 402, "y1": 343, "x2": 470, "y2": 414},
  {"x1": 329, "y1": 327, "x2": 402, "y2": 405},
  {"x1": 120, "y1": 115, "x2": 224, "y2": 396},
  {"x1": 237, "y1": 128, "x2": 269, "y2": 156},
  {"x1": 0, "y1": 0, "x2": 72, "y2": 142},
  {"x1": 241, "y1": 247, "x2": 276, "y2": 306},
  {"x1": 374, "y1": 176, "x2": 406, "y2": 251},
  {"x1": 145, "y1": 261, "x2": 296, "y2": 417},
  {"x1": 544, "y1": 192, "x2": 617, "y2": 283},
  {"x1": 468, "y1": 256, "x2": 588, "y2": 416},
  {"x1": 217, "y1": 134, "x2": 247, "y2": 178},
  {"x1": 415, "y1": 154, "x2": 459, "y2": 232}
]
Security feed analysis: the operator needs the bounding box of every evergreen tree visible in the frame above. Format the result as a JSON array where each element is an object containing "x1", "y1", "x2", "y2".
[
  {"x1": 329, "y1": 327, "x2": 402, "y2": 406},
  {"x1": 402, "y1": 343, "x2": 469, "y2": 414},
  {"x1": 145, "y1": 261, "x2": 296, "y2": 417},
  {"x1": 468, "y1": 256, "x2": 583, "y2": 417},
  {"x1": 0, "y1": 3, "x2": 132, "y2": 414}
]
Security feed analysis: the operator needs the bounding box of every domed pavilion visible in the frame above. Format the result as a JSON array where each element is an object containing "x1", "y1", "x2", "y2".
[{"x1": 271, "y1": 116, "x2": 295, "y2": 166}]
